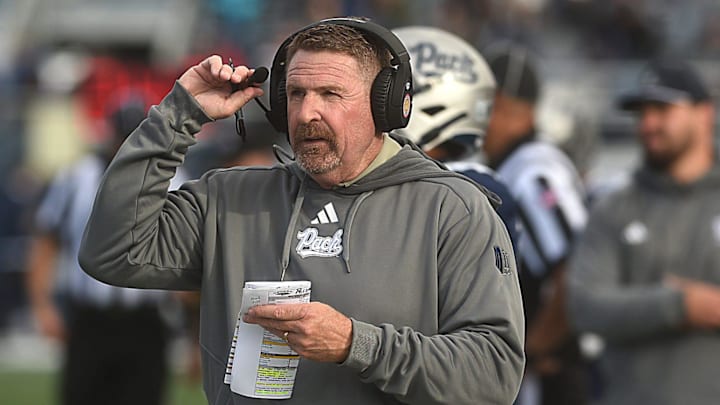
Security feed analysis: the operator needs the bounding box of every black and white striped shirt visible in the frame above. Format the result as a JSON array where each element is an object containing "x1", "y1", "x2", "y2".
[
  {"x1": 36, "y1": 154, "x2": 187, "y2": 307},
  {"x1": 496, "y1": 140, "x2": 587, "y2": 278}
]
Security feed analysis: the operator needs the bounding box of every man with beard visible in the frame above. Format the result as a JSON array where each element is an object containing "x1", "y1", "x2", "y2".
[
  {"x1": 567, "y1": 60, "x2": 720, "y2": 405},
  {"x1": 78, "y1": 18, "x2": 525, "y2": 405}
]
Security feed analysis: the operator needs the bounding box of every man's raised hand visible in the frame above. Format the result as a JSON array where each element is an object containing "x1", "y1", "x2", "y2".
[{"x1": 177, "y1": 55, "x2": 264, "y2": 120}]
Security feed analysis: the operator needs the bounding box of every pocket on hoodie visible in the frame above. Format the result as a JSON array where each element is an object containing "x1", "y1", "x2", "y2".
[{"x1": 201, "y1": 345, "x2": 232, "y2": 405}]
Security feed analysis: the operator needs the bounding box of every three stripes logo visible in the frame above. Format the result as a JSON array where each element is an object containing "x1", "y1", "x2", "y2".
[{"x1": 311, "y1": 203, "x2": 339, "y2": 225}]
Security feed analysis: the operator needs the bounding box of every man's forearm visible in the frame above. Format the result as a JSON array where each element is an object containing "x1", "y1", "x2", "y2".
[
  {"x1": 569, "y1": 281, "x2": 685, "y2": 342},
  {"x1": 79, "y1": 83, "x2": 210, "y2": 290}
]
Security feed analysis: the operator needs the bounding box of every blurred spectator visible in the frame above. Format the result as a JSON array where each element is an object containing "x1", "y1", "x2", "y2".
[
  {"x1": 25, "y1": 93, "x2": 185, "y2": 405},
  {"x1": 77, "y1": 54, "x2": 179, "y2": 140},
  {"x1": 436, "y1": 0, "x2": 494, "y2": 47},
  {"x1": 198, "y1": 0, "x2": 259, "y2": 65},
  {"x1": 698, "y1": 7, "x2": 720, "y2": 57},
  {"x1": 568, "y1": 60, "x2": 720, "y2": 405},
  {"x1": 211, "y1": 119, "x2": 286, "y2": 168},
  {"x1": 482, "y1": 43, "x2": 589, "y2": 405},
  {"x1": 554, "y1": 0, "x2": 661, "y2": 59},
  {"x1": 362, "y1": 0, "x2": 414, "y2": 29},
  {"x1": 0, "y1": 167, "x2": 41, "y2": 331}
]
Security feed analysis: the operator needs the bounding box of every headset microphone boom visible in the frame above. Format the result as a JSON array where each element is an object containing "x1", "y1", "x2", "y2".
[{"x1": 228, "y1": 63, "x2": 270, "y2": 141}]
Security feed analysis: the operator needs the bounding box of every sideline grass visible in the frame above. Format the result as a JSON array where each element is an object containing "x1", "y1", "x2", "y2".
[{"x1": 0, "y1": 370, "x2": 207, "y2": 405}]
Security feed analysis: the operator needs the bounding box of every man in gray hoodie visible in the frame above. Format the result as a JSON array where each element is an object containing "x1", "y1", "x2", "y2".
[
  {"x1": 568, "y1": 60, "x2": 720, "y2": 404},
  {"x1": 78, "y1": 18, "x2": 525, "y2": 405}
]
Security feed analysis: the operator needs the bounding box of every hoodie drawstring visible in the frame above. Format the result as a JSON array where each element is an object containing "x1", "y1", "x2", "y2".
[
  {"x1": 272, "y1": 144, "x2": 295, "y2": 163},
  {"x1": 280, "y1": 175, "x2": 306, "y2": 281},
  {"x1": 341, "y1": 190, "x2": 374, "y2": 274}
]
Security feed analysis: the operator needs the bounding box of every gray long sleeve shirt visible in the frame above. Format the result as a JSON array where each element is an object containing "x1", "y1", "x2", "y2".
[
  {"x1": 79, "y1": 83, "x2": 525, "y2": 404},
  {"x1": 568, "y1": 164, "x2": 720, "y2": 405}
]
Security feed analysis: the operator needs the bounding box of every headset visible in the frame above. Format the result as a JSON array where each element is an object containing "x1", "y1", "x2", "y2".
[{"x1": 265, "y1": 17, "x2": 413, "y2": 134}]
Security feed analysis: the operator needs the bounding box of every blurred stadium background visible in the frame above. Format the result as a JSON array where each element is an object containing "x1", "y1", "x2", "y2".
[{"x1": 1, "y1": 0, "x2": 719, "y2": 404}]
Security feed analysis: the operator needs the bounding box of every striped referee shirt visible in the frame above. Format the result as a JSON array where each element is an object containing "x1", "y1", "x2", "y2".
[
  {"x1": 495, "y1": 138, "x2": 587, "y2": 278},
  {"x1": 35, "y1": 154, "x2": 187, "y2": 307}
]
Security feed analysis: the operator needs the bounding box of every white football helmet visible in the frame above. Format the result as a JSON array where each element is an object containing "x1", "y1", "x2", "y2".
[{"x1": 392, "y1": 26, "x2": 496, "y2": 156}]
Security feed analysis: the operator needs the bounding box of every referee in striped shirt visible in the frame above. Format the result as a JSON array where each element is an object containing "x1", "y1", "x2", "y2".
[
  {"x1": 482, "y1": 45, "x2": 589, "y2": 405},
  {"x1": 26, "y1": 95, "x2": 185, "y2": 405}
]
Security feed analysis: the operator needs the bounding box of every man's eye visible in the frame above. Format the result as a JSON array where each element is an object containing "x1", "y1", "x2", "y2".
[{"x1": 289, "y1": 89, "x2": 304, "y2": 98}]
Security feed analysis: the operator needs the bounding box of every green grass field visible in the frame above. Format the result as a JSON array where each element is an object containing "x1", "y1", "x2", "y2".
[{"x1": 0, "y1": 370, "x2": 208, "y2": 405}]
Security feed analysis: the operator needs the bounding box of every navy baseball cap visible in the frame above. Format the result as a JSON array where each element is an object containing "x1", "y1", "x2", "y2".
[
  {"x1": 485, "y1": 43, "x2": 540, "y2": 104},
  {"x1": 106, "y1": 93, "x2": 147, "y2": 141},
  {"x1": 618, "y1": 61, "x2": 711, "y2": 110}
]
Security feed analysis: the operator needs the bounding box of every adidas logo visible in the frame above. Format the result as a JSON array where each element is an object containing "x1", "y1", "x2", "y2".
[{"x1": 310, "y1": 203, "x2": 339, "y2": 224}]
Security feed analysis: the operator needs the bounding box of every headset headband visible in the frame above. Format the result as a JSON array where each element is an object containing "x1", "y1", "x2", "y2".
[
  {"x1": 272, "y1": 17, "x2": 410, "y2": 69},
  {"x1": 267, "y1": 17, "x2": 413, "y2": 134}
]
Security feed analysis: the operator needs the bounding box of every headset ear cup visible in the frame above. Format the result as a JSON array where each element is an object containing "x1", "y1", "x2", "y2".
[
  {"x1": 371, "y1": 68, "x2": 394, "y2": 132},
  {"x1": 268, "y1": 77, "x2": 288, "y2": 134},
  {"x1": 275, "y1": 78, "x2": 288, "y2": 133}
]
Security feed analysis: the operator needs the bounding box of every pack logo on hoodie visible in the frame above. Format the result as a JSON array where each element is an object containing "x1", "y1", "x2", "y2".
[
  {"x1": 296, "y1": 228, "x2": 343, "y2": 258},
  {"x1": 296, "y1": 203, "x2": 344, "y2": 258}
]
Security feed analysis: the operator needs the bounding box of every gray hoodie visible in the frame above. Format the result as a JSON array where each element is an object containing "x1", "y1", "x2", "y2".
[
  {"x1": 79, "y1": 83, "x2": 525, "y2": 405},
  {"x1": 568, "y1": 164, "x2": 720, "y2": 405}
]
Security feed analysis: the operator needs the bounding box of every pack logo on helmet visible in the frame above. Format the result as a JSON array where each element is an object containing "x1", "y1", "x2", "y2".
[
  {"x1": 391, "y1": 26, "x2": 496, "y2": 153},
  {"x1": 408, "y1": 42, "x2": 478, "y2": 84}
]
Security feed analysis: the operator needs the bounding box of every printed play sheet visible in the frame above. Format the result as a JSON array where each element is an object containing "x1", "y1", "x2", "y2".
[{"x1": 224, "y1": 281, "x2": 312, "y2": 399}]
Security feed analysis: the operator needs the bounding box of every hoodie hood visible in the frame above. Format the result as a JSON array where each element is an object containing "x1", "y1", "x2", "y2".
[{"x1": 283, "y1": 133, "x2": 501, "y2": 205}]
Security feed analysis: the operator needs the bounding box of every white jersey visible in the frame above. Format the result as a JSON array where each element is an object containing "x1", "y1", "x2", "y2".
[
  {"x1": 35, "y1": 154, "x2": 188, "y2": 307},
  {"x1": 496, "y1": 140, "x2": 587, "y2": 277}
]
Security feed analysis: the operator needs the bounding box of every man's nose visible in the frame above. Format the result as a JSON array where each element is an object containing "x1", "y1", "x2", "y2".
[
  {"x1": 639, "y1": 109, "x2": 662, "y2": 134},
  {"x1": 297, "y1": 93, "x2": 322, "y2": 124}
]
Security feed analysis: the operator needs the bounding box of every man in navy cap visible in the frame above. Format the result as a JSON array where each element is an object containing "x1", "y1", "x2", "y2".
[
  {"x1": 568, "y1": 60, "x2": 720, "y2": 405},
  {"x1": 618, "y1": 61, "x2": 712, "y2": 110}
]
